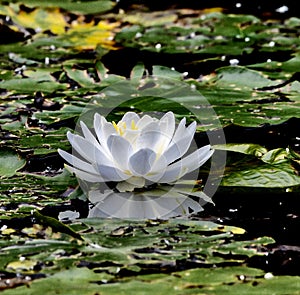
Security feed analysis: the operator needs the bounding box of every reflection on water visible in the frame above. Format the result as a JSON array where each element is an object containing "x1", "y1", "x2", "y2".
[{"x1": 87, "y1": 185, "x2": 213, "y2": 219}]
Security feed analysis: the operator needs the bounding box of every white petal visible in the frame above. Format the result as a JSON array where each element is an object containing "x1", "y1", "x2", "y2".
[
  {"x1": 88, "y1": 190, "x2": 111, "y2": 204},
  {"x1": 147, "y1": 164, "x2": 181, "y2": 183},
  {"x1": 91, "y1": 190, "x2": 151, "y2": 218},
  {"x1": 161, "y1": 121, "x2": 196, "y2": 164},
  {"x1": 136, "y1": 121, "x2": 172, "y2": 155},
  {"x1": 120, "y1": 112, "x2": 140, "y2": 125},
  {"x1": 107, "y1": 135, "x2": 133, "y2": 170},
  {"x1": 150, "y1": 145, "x2": 213, "y2": 183},
  {"x1": 135, "y1": 122, "x2": 165, "y2": 152},
  {"x1": 187, "y1": 120, "x2": 197, "y2": 134},
  {"x1": 67, "y1": 132, "x2": 112, "y2": 166},
  {"x1": 167, "y1": 145, "x2": 214, "y2": 177},
  {"x1": 65, "y1": 164, "x2": 104, "y2": 182},
  {"x1": 88, "y1": 191, "x2": 133, "y2": 218},
  {"x1": 158, "y1": 111, "x2": 175, "y2": 151},
  {"x1": 94, "y1": 113, "x2": 116, "y2": 150},
  {"x1": 123, "y1": 129, "x2": 140, "y2": 146},
  {"x1": 159, "y1": 111, "x2": 175, "y2": 131},
  {"x1": 172, "y1": 117, "x2": 186, "y2": 143},
  {"x1": 172, "y1": 188, "x2": 214, "y2": 204},
  {"x1": 129, "y1": 148, "x2": 156, "y2": 176},
  {"x1": 67, "y1": 132, "x2": 95, "y2": 162},
  {"x1": 184, "y1": 145, "x2": 214, "y2": 172},
  {"x1": 80, "y1": 121, "x2": 100, "y2": 148},
  {"x1": 150, "y1": 153, "x2": 168, "y2": 172},
  {"x1": 136, "y1": 114, "x2": 155, "y2": 129},
  {"x1": 95, "y1": 164, "x2": 131, "y2": 181},
  {"x1": 58, "y1": 149, "x2": 98, "y2": 174}
]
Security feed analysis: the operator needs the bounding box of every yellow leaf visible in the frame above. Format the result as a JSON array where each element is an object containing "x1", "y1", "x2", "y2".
[
  {"x1": 10, "y1": 8, "x2": 67, "y2": 34},
  {"x1": 2, "y1": 4, "x2": 119, "y2": 50},
  {"x1": 7, "y1": 259, "x2": 37, "y2": 272},
  {"x1": 66, "y1": 20, "x2": 119, "y2": 50},
  {"x1": 206, "y1": 223, "x2": 246, "y2": 235},
  {"x1": 228, "y1": 226, "x2": 246, "y2": 235},
  {"x1": 202, "y1": 7, "x2": 224, "y2": 14},
  {"x1": 1, "y1": 228, "x2": 16, "y2": 235}
]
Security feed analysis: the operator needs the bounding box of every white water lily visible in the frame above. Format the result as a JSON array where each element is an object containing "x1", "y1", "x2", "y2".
[{"x1": 58, "y1": 111, "x2": 213, "y2": 192}]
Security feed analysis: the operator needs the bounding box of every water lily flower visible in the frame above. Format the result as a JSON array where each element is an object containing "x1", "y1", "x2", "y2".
[{"x1": 58, "y1": 111, "x2": 213, "y2": 192}]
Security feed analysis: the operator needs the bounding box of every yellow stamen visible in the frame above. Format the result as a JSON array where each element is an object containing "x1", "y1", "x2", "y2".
[
  {"x1": 112, "y1": 121, "x2": 119, "y2": 133},
  {"x1": 113, "y1": 121, "x2": 126, "y2": 136},
  {"x1": 131, "y1": 120, "x2": 138, "y2": 130}
]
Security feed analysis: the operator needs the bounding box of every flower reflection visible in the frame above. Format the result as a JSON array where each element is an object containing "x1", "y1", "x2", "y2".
[{"x1": 87, "y1": 185, "x2": 213, "y2": 219}]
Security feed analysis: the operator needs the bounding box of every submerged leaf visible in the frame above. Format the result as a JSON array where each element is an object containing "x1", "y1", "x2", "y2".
[{"x1": 32, "y1": 210, "x2": 83, "y2": 241}]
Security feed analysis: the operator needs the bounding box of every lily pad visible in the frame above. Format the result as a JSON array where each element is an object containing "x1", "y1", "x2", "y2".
[
  {"x1": 2, "y1": 1, "x2": 115, "y2": 15},
  {"x1": 0, "y1": 148, "x2": 26, "y2": 177},
  {"x1": 0, "y1": 217, "x2": 279, "y2": 294},
  {"x1": 215, "y1": 144, "x2": 300, "y2": 188}
]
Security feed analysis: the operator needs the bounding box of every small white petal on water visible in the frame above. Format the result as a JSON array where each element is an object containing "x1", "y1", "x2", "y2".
[{"x1": 276, "y1": 5, "x2": 288, "y2": 13}]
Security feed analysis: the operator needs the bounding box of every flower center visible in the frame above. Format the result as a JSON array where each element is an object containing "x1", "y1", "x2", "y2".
[{"x1": 112, "y1": 120, "x2": 138, "y2": 136}]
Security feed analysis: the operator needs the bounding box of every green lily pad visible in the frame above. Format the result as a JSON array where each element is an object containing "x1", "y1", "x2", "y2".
[
  {"x1": 3, "y1": 1, "x2": 115, "y2": 15},
  {"x1": 215, "y1": 144, "x2": 300, "y2": 188},
  {"x1": 0, "y1": 77, "x2": 68, "y2": 93},
  {"x1": 214, "y1": 143, "x2": 268, "y2": 157},
  {"x1": 115, "y1": 11, "x2": 299, "y2": 61},
  {"x1": 0, "y1": 217, "x2": 278, "y2": 294},
  {"x1": 2, "y1": 263, "x2": 299, "y2": 295},
  {"x1": 0, "y1": 148, "x2": 26, "y2": 178},
  {"x1": 212, "y1": 66, "x2": 276, "y2": 89}
]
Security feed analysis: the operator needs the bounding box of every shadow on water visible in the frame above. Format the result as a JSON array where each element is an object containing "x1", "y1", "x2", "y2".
[
  {"x1": 101, "y1": 47, "x2": 294, "y2": 79},
  {"x1": 116, "y1": 0, "x2": 299, "y2": 19},
  {"x1": 198, "y1": 190, "x2": 300, "y2": 276}
]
